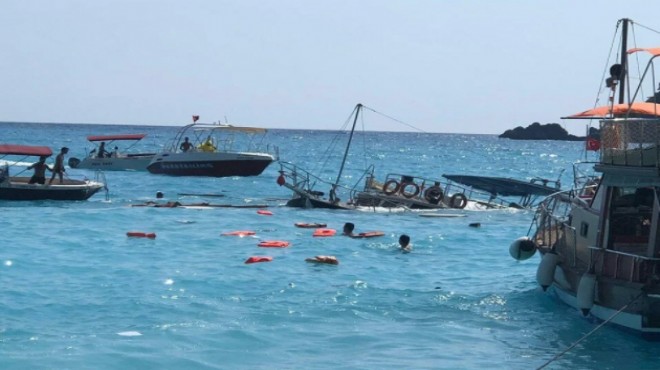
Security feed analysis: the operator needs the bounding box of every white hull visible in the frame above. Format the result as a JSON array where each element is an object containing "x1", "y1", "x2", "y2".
[{"x1": 72, "y1": 156, "x2": 153, "y2": 171}]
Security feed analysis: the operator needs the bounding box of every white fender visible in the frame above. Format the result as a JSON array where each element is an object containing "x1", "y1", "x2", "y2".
[
  {"x1": 536, "y1": 252, "x2": 559, "y2": 291},
  {"x1": 509, "y1": 236, "x2": 537, "y2": 261},
  {"x1": 577, "y1": 273, "x2": 596, "y2": 316}
]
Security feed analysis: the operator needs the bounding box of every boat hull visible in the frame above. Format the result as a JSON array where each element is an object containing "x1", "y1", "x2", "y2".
[
  {"x1": 354, "y1": 191, "x2": 446, "y2": 209},
  {"x1": 69, "y1": 154, "x2": 154, "y2": 171},
  {"x1": 147, "y1": 152, "x2": 274, "y2": 177},
  {"x1": 0, "y1": 178, "x2": 104, "y2": 201}
]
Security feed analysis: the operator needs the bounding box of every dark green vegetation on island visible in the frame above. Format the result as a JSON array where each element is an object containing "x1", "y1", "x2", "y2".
[{"x1": 499, "y1": 122, "x2": 598, "y2": 141}]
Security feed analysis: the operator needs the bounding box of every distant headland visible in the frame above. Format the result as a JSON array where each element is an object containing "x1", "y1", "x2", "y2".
[{"x1": 499, "y1": 122, "x2": 593, "y2": 141}]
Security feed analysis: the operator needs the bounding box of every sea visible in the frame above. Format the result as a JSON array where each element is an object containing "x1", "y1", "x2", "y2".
[{"x1": 0, "y1": 122, "x2": 657, "y2": 370}]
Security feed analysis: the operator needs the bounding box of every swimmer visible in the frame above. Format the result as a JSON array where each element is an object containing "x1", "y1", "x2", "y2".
[
  {"x1": 399, "y1": 234, "x2": 412, "y2": 253},
  {"x1": 342, "y1": 222, "x2": 355, "y2": 236}
]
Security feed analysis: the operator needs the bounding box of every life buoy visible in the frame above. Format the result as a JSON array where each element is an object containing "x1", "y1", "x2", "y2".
[
  {"x1": 449, "y1": 193, "x2": 468, "y2": 209},
  {"x1": 313, "y1": 228, "x2": 337, "y2": 237},
  {"x1": 400, "y1": 183, "x2": 420, "y2": 198},
  {"x1": 423, "y1": 186, "x2": 444, "y2": 204},
  {"x1": 353, "y1": 231, "x2": 385, "y2": 238},
  {"x1": 257, "y1": 210, "x2": 273, "y2": 216},
  {"x1": 258, "y1": 240, "x2": 290, "y2": 248},
  {"x1": 295, "y1": 222, "x2": 327, "y2": 228},
  {"x1": 222, "y1": 230, "x2": 256, "y2": 237},
  {"x1": 126, "y1": 231, "x2": 156, "y2": 239},
  {"x1": 245, "y1": 256, "x2": 273, "y2": 264},
  {"x1": 305, "y1": 255, "x2": 339, "y2": 265},
  {"x1": 276, "y1": 174, "x2": 286, "y2": 186},
  {"x1": 383, "y1": 180, "x2": 400, "y2": 195}
]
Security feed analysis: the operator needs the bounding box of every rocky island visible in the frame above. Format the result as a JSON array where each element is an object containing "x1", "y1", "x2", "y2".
[{"x1": 499, "y1": 122, "x2": 589, "y2": 141}]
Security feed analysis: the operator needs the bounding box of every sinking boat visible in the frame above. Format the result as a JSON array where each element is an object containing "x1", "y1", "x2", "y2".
[
  {"x1": 147, "y1": 119, "x2": 277, "y2": 177},
  {"x1": 354, "y1": 173, "x2": 515, "y2": 209},
  {"x1": 0, "y1": 144, "x2": 105, "y2": 201},
  {"x1": 68, "y1": 133, "x2": 155, "y2": 171},
  {"x1": 277, "y1": 104, "x2": 370, "y2": 210},
  {"x1": 441, "y1": 174, "x2": 562, "y2": 208},
  {"x1": 511, "y1": 18, "x2": 660, "y2": 338}
]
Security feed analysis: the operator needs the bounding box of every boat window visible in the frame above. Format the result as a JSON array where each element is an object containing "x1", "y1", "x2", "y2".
[
  {"x1": 579, "y1": 222, "x2": 589, "y2": 237},
  {"x1": 608, "y1": 186, "x2": 653, "y2": 254}
]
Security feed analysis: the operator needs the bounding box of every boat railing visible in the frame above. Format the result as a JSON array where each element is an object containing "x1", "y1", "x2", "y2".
[
  {"x1": 530, "y1": 189, "x2": 575, "y2": 250},
  {"x1": 588, "y1": 246, "x2": 660, "y2": 284},
  {"x1": 369, "y1": 173, "x2": 513, "y2": 208},
  {"x1": 278, "y1": 161, "x2": 367, "y2": 199},
  {"x1": 600, "y1": 117, "x2": 660, "y2": 167}
]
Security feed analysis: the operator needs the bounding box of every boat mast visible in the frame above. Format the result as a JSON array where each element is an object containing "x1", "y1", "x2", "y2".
[
  {"x1": 618, "y1": 18, "x2": 629, "y2": 104},
  {"x1": 330, "y1": 103, "x2": 362, "y2": 202}
]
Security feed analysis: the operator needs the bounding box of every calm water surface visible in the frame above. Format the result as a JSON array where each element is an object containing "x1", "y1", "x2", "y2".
[{"x1": 0, "y1": 122, "x2": 657, "y2": 369}]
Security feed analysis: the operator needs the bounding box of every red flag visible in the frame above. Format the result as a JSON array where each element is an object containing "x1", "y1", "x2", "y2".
[
  {"x1": 586, "y1": 137, "x2": 601, "y2": 151},
  {"x1": 192, "y1": 115, "x2": 200, "y2": 123}
]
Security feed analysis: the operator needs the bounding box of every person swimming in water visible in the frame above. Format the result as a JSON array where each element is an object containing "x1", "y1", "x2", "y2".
[{"x1": 399, "y1": 234, "x2": 412, "y2": 253}]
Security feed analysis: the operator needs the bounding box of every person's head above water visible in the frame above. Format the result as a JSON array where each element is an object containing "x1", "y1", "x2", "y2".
[
  {"x1": 343, "y1": 222, "x2": 355, "y2": 235},
  {"x1": 399, "y1": 234, "x2": 410, "y2": 247}
]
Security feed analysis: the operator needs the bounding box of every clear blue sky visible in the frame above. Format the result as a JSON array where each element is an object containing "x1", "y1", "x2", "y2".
[{"x1": 1, "y1": 1, "x2": 660, "y2": 134}]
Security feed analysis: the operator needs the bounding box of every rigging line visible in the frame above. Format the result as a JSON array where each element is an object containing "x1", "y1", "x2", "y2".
[
  {"x1": 361, "y1": 105, "x2": 429, "y2": 133},
  {"x1": 634, "y1": 21, "x2": 660, "y2": 35},
  {"x1": 535, "y1": 291, "x2": 644, "y2": 370},
  {"x1": 631, "y1": 24, "x2": 646, "y2": 100}
]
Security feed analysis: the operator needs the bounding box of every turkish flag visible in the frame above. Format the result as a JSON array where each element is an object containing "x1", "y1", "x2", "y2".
[
  {"x1": 586, "y1": 137, "x2": 601, "y2": 151},
  {"x1": 192, "y1": 115, "x2": 200, "y2": 123}
]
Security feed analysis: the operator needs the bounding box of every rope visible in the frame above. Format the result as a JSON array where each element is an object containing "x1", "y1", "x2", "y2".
[{"x1": 536, "y1": 291, "x2": 644, "y2": 370}]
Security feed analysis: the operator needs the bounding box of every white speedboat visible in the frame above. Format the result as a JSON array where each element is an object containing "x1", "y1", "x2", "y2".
[
  {"x1": 0, "y1": 144, "x2": 104, "y2": 201},
  {"x1": 147, "y1": 121, "x2": 277, "y2": 177},
  {"x1": 511, "y1": 18, "x2": 660, "y2": 338},
  {"x1": 68, "y1": 133, "x2": 155, "y2": 171}
]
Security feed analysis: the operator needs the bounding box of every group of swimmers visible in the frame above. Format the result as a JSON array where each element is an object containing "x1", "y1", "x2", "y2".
[{"x1": 342, "y1": 222, "x2": 412, "y2": 252}]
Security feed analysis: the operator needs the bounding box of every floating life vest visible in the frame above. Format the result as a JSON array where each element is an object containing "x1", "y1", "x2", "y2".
[
  {"x1": 126, "y1": 231, "x2": 156, "y2": 239},
  {"x1": 222, "y1": 230, "x2": 256, "y2": 237},
  {"x1": 258, "y1": 240, "x2": 290, "y2": 248},
  {"x1": 294, "y1": 222, "x2": 327, "y2": 228},
  {"x1": 313, "y1": 228, "x2": 337, "y2": 237},
  {"x1": 257, "y1": 210, "x2": 273, "y2": 216},
  {"x1": 353, "y1": 231, "x2": 385, "y2": 238},
  {"x1": 305, "y1": 255, "x2": 339, "y2": 265},
  {"x1": 245, "y1": 256, "x2": 273, "y2": 264}
]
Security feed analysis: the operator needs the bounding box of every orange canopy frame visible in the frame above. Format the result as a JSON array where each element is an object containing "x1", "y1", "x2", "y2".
[{"x1": 565, "y1": 102, "x2": 660, "y2": 119}]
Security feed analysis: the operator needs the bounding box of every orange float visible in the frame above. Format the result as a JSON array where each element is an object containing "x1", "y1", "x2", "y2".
[
  {"x1": 245, "y1": 256, "x2": 273, "y2": 264},
  {"x1": 352, "y1": 231, "x2": 385, "y2": 238},
  {"x1": 222, "y1": 230, "x2": 256, "y2": 237},
  {"x1": 257, "y1": 210, "x2": 273, "y2": 216},
  {"x1": 258, "y1": 240, "x2": 290, "y2": 248},
  {"x1": 126, "y1": 231, "x2": 156, "y2": 239},
  {"x1": 313, "y1": 228, "x2": 337, "y2": 237},
  {"x1": 294, "y1": 222, "x2": 327, "y2": 228}
]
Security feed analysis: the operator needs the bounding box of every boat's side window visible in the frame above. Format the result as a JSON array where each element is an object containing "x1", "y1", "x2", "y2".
[{"x1": 580, "y1": 222, "x2": 589, "y2": 237}]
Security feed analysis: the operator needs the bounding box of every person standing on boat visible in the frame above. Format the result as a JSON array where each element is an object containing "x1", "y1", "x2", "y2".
[
  {"x1": 48, "y1": 147, "x2": 69, "y2": 185},
  {"x1": 97, "y1": 142, "x2": 110, "y2": 158},
  {"x1": 180, "y1": 137, "x2": 193, "y2": 152},
  {"x1": 27, "y1": 155, "x2": 52, "y2": 184},
  {"x1": 399, "y1": 234, "x2": 412, "y2": 253}
]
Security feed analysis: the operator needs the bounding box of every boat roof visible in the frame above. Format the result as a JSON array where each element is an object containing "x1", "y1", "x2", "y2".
[
  {"x1": 87, "y1": 134, "x2": 147, "y2": 142},
  {"x1": 188, "y1": 123, "x2": 267, "y2": 134},
  {"x1": 442, "y1": 174, "x2": 559, "y2": 197},
  {"x1": 564, "y1": 102, "x2": 660, "y2": 119},
  {"x1": 0, "y1": 144, "x2": 53, "y2": 157}
]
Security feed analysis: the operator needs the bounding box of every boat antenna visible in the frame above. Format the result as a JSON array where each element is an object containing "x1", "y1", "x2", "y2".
[{"x1": 330, "y1": 103, "x2": 362, "y2": 202}]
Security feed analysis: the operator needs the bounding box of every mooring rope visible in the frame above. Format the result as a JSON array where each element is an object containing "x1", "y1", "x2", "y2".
[{"x1": 536, "y1": 291, "x2": 644, "y2": 370}]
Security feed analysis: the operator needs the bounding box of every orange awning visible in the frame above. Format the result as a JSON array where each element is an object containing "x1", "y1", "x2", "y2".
[
  {"x1": 565, "y1": 102, "x2": 660, "y2": 119},
  {"x1": 628, "y1": 47, "x2": 660, "y2": 57}
]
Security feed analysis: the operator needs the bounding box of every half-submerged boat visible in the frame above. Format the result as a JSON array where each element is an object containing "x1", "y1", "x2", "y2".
[
  {"x1": 441, "y1": 174, "x2": 562, "y2": 208},
  {"x1": 354, "y1": 173, "x2": 515, "y2": 209},
  {"x1": 0, "y1": 144, "x2": 105, "y2": 201},
  {"x1": 511, "y1": 18, "x2": 660, "y2": 338},
  {"x1": 147, "y1": 119, "x2": 277, "y2": 177},
  {"x1": 68, "y1": 133, "x2": 155, "y2": 171},
  {"x1": 277, "y1": 104, "x2": 371, "y2": 209}
]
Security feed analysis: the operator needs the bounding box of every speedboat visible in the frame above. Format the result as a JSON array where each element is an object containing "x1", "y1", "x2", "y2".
[
  {"x1": 510, "y1": 18, "x2": 660, "y2": 338},
  {"x1": 68, "y1": 133, "x2": 155, "y2": 171},
  {"x1": 0, "y1": 144, "x2": 105, "y2": 201},
  {"x1": 147, "y1": 121, "x2": 277, "y2": 177}
]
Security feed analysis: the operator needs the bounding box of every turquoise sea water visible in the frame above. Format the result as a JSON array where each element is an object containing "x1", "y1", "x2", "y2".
[{"x1": 0, "y1": 122, "x2": 657, "y2": 369}]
